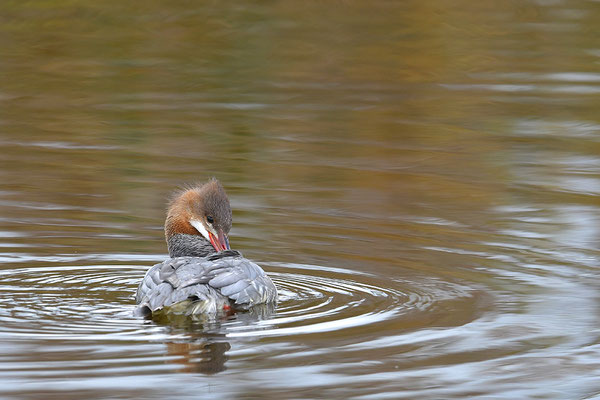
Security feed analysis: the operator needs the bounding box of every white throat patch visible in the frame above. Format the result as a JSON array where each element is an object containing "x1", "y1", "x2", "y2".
[{"x1": 189, "y1": 219, "x2": 211, "y2": 242}]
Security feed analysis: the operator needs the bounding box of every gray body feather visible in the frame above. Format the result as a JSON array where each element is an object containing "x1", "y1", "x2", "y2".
[
  {"x1": 135, "y1": 250, "x2": 277, "y2": 316},
  {"x1": 167, "y1": 233, "x2": 215, "y2": 258}
]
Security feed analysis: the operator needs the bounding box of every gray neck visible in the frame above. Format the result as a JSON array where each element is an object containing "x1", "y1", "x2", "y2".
[{"x1": 167, "y1": 233, "x2": 216, "y2": 258}]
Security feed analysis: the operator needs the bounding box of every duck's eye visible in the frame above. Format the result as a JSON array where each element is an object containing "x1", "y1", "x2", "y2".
[{"x1": 206, "y1": 215, "x2": 214, "y2": 225}]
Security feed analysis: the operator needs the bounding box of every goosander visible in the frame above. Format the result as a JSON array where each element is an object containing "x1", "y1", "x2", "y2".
[{"x1": 135, "y1": 178, "x2": 277, "y2": 317}]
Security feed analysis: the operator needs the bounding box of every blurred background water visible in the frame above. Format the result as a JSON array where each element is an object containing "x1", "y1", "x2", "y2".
[{"x1": 1, "y1": 0, "x2": 600, "y2": 398}]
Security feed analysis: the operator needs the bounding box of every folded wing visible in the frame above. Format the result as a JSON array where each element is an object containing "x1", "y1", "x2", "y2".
[{"x1": 135, "y1": 253, "x2": 277, "y2": 315}]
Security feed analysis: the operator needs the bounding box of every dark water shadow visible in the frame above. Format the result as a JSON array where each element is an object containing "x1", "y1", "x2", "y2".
[{"x1": 143, "y1": 303, "x2": 277, "y2": 375}]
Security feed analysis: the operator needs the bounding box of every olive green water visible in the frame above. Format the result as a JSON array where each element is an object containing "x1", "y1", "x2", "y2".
[{"x1": 1, "y1": 1, "x2": 600, "y2": 399}]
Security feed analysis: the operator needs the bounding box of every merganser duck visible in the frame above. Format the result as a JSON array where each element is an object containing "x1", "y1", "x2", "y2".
[{"x1": 135, "y1": 178, "x2": 277, "y2": 317}]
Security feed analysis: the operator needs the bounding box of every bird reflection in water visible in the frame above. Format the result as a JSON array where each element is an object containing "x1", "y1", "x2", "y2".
[
  {"x1": 149, "y1": 303, "x2": 276, "y2": 374},
  {"x1": 166, "y1": 339, "x2": 231, "y2": 375}
]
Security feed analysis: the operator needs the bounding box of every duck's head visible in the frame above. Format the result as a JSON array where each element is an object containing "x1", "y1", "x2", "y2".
[{"x1": 165, "y1": 178, "x2": 232, "y2": 257}]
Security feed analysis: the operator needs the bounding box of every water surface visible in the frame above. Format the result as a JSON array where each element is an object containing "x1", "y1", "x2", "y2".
[{"x1": 1, "y1": 0, "x2": 600, "y2": 399}]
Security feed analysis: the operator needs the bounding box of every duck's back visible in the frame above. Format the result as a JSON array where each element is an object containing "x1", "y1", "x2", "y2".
[{"x1": 135, "y1": 250, "x2": 277, "y2": 316}]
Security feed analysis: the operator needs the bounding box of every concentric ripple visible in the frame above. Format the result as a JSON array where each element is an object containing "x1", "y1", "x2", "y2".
[
  {"x1": 0, "y1": 264, "x2": 143, "y2": 340},
  {"x1": 0, "y1": 260, "x2": 486, "y2": 341},
  {"x1": 225, "y1": 262, "x2": 485, "y2": 338}
]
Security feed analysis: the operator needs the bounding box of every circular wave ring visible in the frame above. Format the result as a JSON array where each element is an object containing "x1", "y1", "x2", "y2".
[{"x1": 0, "y1": 262, "x2": 486, "y2": 339}]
